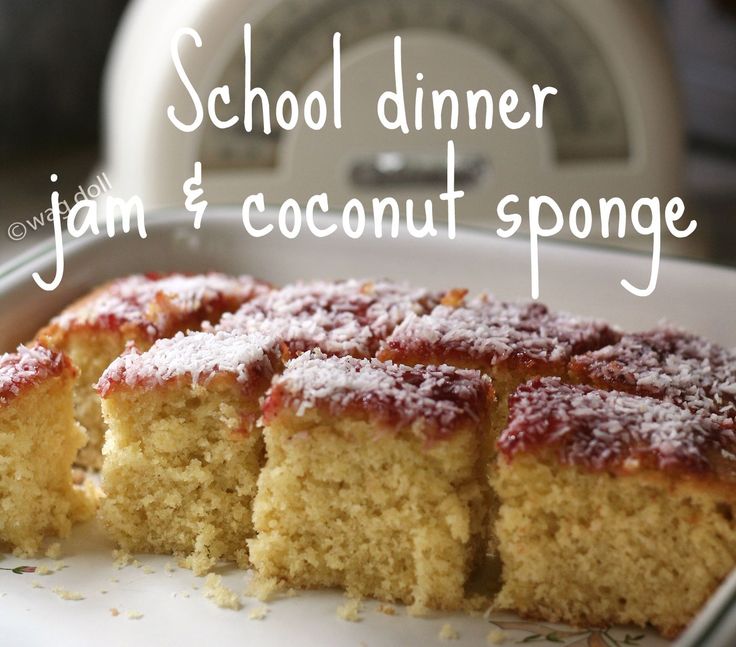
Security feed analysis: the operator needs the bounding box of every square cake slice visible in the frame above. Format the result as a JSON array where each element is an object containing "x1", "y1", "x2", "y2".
[
  {"x1": 493, "y1": 377, "x2": 736, "y2": 638},
  {"x1": 248, "y1": 353, "x2": 495, "y2": 611},
  {"x1": 378, "y1": 294, "x2": 618, "y2": 402},
  {"x1": 37, "y1": 272, "x2": 268, "y2": 469},
  {"x1": 214, "y1": 279, "x2": 442, "y2": 360},
  {"x1": 569, "y1": 327, "x2": 736, "y2": 421},
  {"x1": 96, "y1": 331, "x2": 280, "y2": 574},
  {"x1": 0, "y1": 344, "x2": 95, "y2": 554}
]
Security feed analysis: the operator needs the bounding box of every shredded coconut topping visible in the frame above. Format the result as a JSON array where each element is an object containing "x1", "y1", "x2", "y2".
[
  {"x1": 49, "y1": 272, "x2": 266, "y2": 339},
  {"x1": 0, "y1": 344, "x2": 70, "y2": 405},
  {"x1": 499, "y1": 377, "x2": 736, "y2": 475},
  {"x1": 264, "y1": 352, "x2": 493, "y2": 440},
  {"x1": 96, "y1": 331, "x2": 279, "y2": 397},
  {"x1": 214, "y1": 279, "x2": 439, "y2": 358},
  {"x1": 570, "y1": 327, "x2": 736, "y2": 420},
  {"x1": 379, "y1": 295, "x2": 618, "y2": 369}
]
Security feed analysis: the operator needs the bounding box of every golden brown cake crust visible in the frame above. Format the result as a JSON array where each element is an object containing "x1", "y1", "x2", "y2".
[
  {"x1": 0, "y1": 344, "x2": 75, "y2": 406},
  {"x1": 378, "y1": 294, "x2": 619, "y2": 378},
  {"x1": 214, "y1": 279, "x2": 442, "y2": 359},
  {"x1": 37, "y1": 272, "x2": 269, "y2": 344},
  {"x1": 263, "y1": 352, "x2": 494, "y2": 444},
  {"x1": 499, "y1": 377, "x2": 736, "y2": 484},
  {"x1": 569, "y1": 327, "x2": 736, "y2": 421},
  {"x1": 96, "y1": 331, "x2": 281, "y2": 399}
]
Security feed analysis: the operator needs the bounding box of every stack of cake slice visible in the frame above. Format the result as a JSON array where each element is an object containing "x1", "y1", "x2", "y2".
[
  {"x1": 96, "y1": 279, "x2": 445, "y2": 574},
  {"x1": 6, "y1": 273, "x2": 733, "y2": 641}
]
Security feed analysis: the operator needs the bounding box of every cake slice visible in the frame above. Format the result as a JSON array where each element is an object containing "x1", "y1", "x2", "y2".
[
  {"x1": 214, "y1": 279, "x2": 441, "y2": 359},
  {"x1": 248, "y1": 353, "x2": 495, "y2": 611},
  {"x1": 378, "y1": 294, "x2": 618, "y2": 402},
  {"x1": 37, "y1": 272, "x2": 268, "y2": 468},
  {"x1": 492, "y1": 377, "x2": 736, "y2": 638},
  {"x1": 96, "y1": 331, "x2": 281, "y2": 574},
  {"x1": 569, "y1": 327, "x2": 736, "y2": 421},
  {"x1": 0, "y1": 344, "x2": 96, "y2": 555}
]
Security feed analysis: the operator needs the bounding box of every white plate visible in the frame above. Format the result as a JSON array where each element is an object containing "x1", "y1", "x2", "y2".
[{"x1": 0, "y1": 209, "x2": 733, "y2": 647}]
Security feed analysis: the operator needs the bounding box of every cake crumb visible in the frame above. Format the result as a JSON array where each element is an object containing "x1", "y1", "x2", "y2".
[
  {"x1": 336, "y1": 598, "x2": 362, "y2": 622},
  {"x1": 249, "y1": 606, "x2": 269, "y2": 620},
  {"x1": 100, "y1": 589, "x2": 108, "y2": 595},
  {"x1": 52, "y1": 561, "x2": 66, "y2": 572},
  {"x1": 486, "y1": 629, "x2": 508, "y2": 644},
  {"x1": 109, "y1": 577, "x2": 119, "y2": 584},
  {"x1": 31, "y1": 581, "x2": 43, "y2": 589},
  {"x1": 110, "y1": 608, "x2": 119, "y2": 617},
  {"x1": 52, "y1": 587, "x2": 85, "y2": 601},
  {"x1": 127, "y1": 611, "x2": 144, "y2": 620},
  {"x1": 164, "y1": 562, "x2": 176, "y2": 573},
  {"x1": 377, "y1": 603, "x2": 397, "y2": 616},
  {"x1": 45, "y1": 543, "x2": 62, "y2": 559},
  {"x1": 245, "y1": 575, "x2": 282, "y2": 602},
  {"x1": 438, "y1": 623, "x2": 459, "y2": 640},
  {"x1": 36, "y1": 566, "x2": 52, "y2": 576},
  {"x1": 203, "y1": 574, "x2": 242, "y2": 610},
  {"x1": 142, "y1": 566, "x2": 155, "y2": 574},
  {"x1": 112, "y1": 549, "x2": 132, "y2": 569}
]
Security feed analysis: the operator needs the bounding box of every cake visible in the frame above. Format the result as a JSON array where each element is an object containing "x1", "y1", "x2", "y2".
[
  {"x1": 492, "y1": 377, "x2": 736, "y2": 638},
  {"x1": 569, "y1": 327, "x2": 736, "y2": 421},
  {"x1": 96, "y1": 330, "x2": 281, "y2": 574},
  {"x1": 214, "y1": 279, "x2": 442, "y2": 360},
  {"x1": 248, "y1": 352, "x2": 495, "y2": 611},
  {"x1": 0, "y1": 344, "x2": 96, "y2": 555},
  {"x1": 378, "y1": 294, "x2": 618, "y2": 402},
  {"x1": 36, "y1": 272, "x2": 268, "y2": 468}
]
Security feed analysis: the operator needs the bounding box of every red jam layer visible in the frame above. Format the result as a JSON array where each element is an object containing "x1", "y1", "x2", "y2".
[
  {"x1": 0, "y1": 344, "x2": 73, "y2": 406},
  {"x1": 47, "y1": 272, "x2": 268, "y2": 339},
  {"x1": 215, "y1": 279, "x2": 441, "y2": 359},
  {"x1": 263, "y1": 352, "x2": 493, "y2": 442},
  {"x1": 379, "y1": 295, "x2": 618, "y2": 373},
  {"x1": 499, "y1": 377, "x2": 736, "y2": 476},
  {"x1": 569, "y1": 327, "x2": 736, "y2": 420},
  {"x1": 96, "y1": 331, "x2": 280, "y2": 398}
]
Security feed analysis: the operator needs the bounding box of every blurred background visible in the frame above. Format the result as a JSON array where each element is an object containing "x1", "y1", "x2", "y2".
[{"x1": 0, "y1": 0, "x2": 734, "y2": 265}]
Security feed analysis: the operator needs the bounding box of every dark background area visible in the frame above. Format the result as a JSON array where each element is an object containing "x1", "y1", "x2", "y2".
[{"x1": 0, "y1": 0, "x2": 734, "y2": 264}]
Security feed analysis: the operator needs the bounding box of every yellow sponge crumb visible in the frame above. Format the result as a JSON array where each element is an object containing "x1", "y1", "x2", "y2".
[
  {"x1": 204, "y1": 573, "x2": 242, "y2": 610},
  {"x1": 52, "y1": 587, "x2": 84, "y2": 601},
  {"x1": 438, "y1": 623, "x2": 459, "y2": 640},
  {"x1": 248, "y1": 606, "x2": 269, "y2": 620},
  {"x1": 244, "y1": 575, "x2": 282, "y2": 602},
  {"x1": 486, "y1": 628, "x2": 507, "y2": 644},
  {"x1": 336, "y1": 597, "x2": 363, "y2": 622}
]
